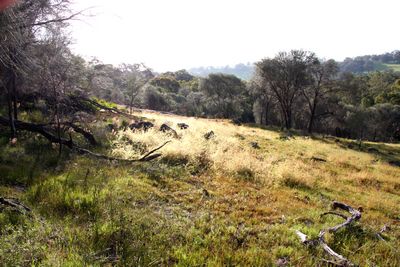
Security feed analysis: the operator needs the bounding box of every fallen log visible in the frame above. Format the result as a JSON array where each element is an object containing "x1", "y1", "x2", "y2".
[
  {"x1": 376, "y1": 224, "x2": 390, "y2": 241},
  {"x1": 0, "y1": 197, "x2": 31, "y2": 214},
  {"x1": 46, "y1": 122, "x2": 97, "y2": 146},
  {"x1": 295, "y1": 201, "x2": 362, "y2": 266},
  {"x1": 0, "y1": 116, "x2": 169, "y2": 162},
  {"x1": 64, "y1": 122, "x2": 97, "y2": 146},
  {"x1": 0, "y1": 116, "x2": 74, "y2": 148}
]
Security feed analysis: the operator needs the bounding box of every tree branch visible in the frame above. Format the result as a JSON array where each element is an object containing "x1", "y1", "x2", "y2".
[
  {"x1": 295, "y1": 201, "x2": 362, "y2": 266},
  {"x1": 0, "y1": 116, "x2": 169, "y2": 162}
]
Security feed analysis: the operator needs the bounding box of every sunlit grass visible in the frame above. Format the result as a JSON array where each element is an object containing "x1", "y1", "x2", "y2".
[{"x1": 0, "y1": 110, "x2": 399, "y2": 265}]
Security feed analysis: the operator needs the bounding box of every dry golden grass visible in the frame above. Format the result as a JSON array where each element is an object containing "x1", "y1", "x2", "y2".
[
  {"x1": 112, "y1": 111, "x2": 278, "y2": 181},
  {"x1": 112, "y1": 110, "x2": 400, "y2": 226}
]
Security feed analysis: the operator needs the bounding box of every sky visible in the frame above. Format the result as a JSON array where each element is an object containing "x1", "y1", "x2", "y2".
[{"x1": 70, "y1": 0, "x2": 400, "y2": 72}]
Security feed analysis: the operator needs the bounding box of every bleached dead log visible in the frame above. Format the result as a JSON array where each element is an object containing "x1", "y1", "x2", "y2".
[
  {"x1": 295, "y1": 201, "x2": 362, "y2": 266},
  {"x1": 376, "y1": 224, "x2": 390, "y2": 241}
]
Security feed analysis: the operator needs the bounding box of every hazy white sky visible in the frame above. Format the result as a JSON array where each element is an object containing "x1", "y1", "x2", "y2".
[{"x1": 70, "y1": 0, "x2": 400, "y2": 72}]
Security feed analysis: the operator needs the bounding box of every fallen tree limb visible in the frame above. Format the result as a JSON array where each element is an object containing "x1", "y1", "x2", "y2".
[
  {"x1": 138, "y1": 141, "x2": 171, "y2": 161},
  {"x1": 295, "y1": 201, "x2": 362, "y2": 266},
  {"x1": 75, "y1": 141, "x2": 171, "y2": 162},
  {"x1": 376, "y1": 224, "x2": 390, "y2": 241},
  {"x1": 0, "y1": 197, "x2": 31, "y2": 214},
  {"x1": 0, "y1": 116, "x2": 169, "y2": 162},
  {"x1": 45, "y1": 122, "x2": 97, "y2": 146},
  {"x1": 0, "y1": 116, "x2": 74, "y2": 148},
  {"x1": 321, "y1": 211, "x2": 348, "y2": 220},
  {"x1": 64, "y1": 122, "x2": 97, "y2": 146}
]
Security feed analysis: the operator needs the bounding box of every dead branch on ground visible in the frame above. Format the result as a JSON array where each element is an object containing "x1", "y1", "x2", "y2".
[
  {"x1": 0, "y1": 116, "x2": 170, "y2": 162},
  {"x1": 295, "y1": 201, "x2": 362, "y2": 266},
  {"x1": 0, "y1": 197, "x2": 31, "y2": 214}
]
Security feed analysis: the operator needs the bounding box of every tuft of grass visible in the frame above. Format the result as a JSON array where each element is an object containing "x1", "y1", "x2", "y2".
[
  {"x1": 281, "y1": 174, "x2": 312, "y2": 191},
  {"x1": 236, "y1": 167, "x2": 256, "y2": 182}
]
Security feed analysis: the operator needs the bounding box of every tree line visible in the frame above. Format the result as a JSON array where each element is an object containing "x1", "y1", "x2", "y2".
[
  {"x1": 340, "y1": 50, "x2": 400, "y2": 73},
  {"x1": 82, "y1": 50, "x2": 399, "y2": 142},
  {"x1": 1, "y1": 1, "x2": 399, "y2": 144}
]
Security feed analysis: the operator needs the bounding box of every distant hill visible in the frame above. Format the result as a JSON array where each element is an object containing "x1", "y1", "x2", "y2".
[
  {"x1": 384, "y1": 64, "x2": 400, "y2": 72},
  {"x1": 339, "y1": 50, "x2": 400, "y2": 73},
  {"x1": 189, "y1": 51, "x2": 400, "y2": 80}
]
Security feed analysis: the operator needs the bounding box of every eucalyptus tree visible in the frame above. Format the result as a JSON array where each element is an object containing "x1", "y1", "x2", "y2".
[
  {"x1": 120, "y1": 63, "x2": 153, "y2": 113},
  {"x1": 199, "y1": 73, "x2": 247, "y2": 119},
  {"x1": 247, "y1": 69, "x2": 275, "y2": 125},
  {"x1": 301, "y1": 59, "x2": 339, "y2": 133},
  {"x1": 255, "y1": 50, "x2": 316, "y2": 129}
]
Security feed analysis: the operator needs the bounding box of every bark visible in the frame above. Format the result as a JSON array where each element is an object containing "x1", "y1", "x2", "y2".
[
  {"x1": 11, "y1": 72, "x2": 18, "y2": 121},
  {"x1": 307, "y1": 97, "x2": 317, "y2": 133},
  {"x1": 5, "y1": 76, "x2": 16, "y2": 138}
]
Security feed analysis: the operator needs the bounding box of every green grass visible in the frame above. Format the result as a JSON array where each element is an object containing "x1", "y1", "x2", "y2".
[
  {"x1": 384, "y1": 64, "x2": 400, "y2": 72},
  {"x1": 0, "y1": 110, "x2": 399, "y2": 266}
]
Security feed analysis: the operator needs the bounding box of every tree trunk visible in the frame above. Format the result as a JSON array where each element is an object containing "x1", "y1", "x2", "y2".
[
  {"x1": 11, "y1": 72, "x2": 18, "y2": 121},
  {"x1": 307, "y1": 99, "x2": 317, "y2": 133},
  {"x1": 264, "y1": 101, "x2": 270, "y2": 125},
  {"x1": 278, "y1": 101, "x2": 292, "y2": 129},
  {"x1": 6, "y1": 74, "x2": 16, "y2": 139},
  {"x1": 285, "y1": 108, "x2": 292, "y2": 129}
]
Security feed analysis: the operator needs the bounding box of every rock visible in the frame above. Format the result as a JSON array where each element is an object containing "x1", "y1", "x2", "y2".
[
  {"x1": 204, "y1": 131, "x2": 215, "y2": 140},
  {"x1": 129, "y1": 121, "x2": 154, "y2": 132},
  {"x1": 250, "y1": 142, "x2": 260, "y2": 149},
  {"x1": 177, "y1": 123, "x2": 189, "y2": 130},
  {"x1": 276, "y1": 257, "x2": 289, "y2": 267},
  {"x1": 160, "y1": 124, "x2": 178, "y2": 138},
  {"x1": 231, "y1": 119, "x2": 242, "y2": 126}
]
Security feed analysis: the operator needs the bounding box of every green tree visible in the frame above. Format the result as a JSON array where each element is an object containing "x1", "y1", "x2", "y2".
[
  {"x1": 199, "y1": 73, "x2": 247, "y2": 119},
  {"x1": 255, "y1": 50, "x2": 316, "y2": 129},
  {"x1": 301, "y1": 59, "x2": 339, "y2": 133}
]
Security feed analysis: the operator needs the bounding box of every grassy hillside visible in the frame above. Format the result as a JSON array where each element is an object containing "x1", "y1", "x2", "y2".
[
  {"x1": 0, "y1": 110, "x2": 399, "y2": 266},
  {"x1": 385, "y1": 64, "x2": 400, "y2": 72}
]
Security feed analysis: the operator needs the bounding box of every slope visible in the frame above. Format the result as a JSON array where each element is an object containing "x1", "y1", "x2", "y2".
[{"x1": 0, "y1": 109, "x2": 399, "y2": 266}]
